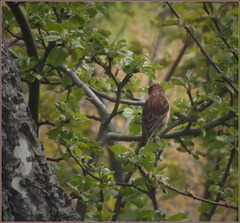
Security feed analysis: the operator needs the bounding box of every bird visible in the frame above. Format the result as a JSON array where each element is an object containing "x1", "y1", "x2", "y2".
[{"x1": 139, "y1": 84, "x2": 170, "y2": 149}]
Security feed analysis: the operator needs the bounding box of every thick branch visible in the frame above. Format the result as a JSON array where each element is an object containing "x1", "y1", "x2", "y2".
[
  {"x1": 57, "y1": 65, "x2": 109, "y2": 119},
  {"x1": 106, "y1": 111, "x2": 236, "y2": 141},
  {"x1": 96, "y1": 73, "x2": 132, "y2": 145},
  {"x1": 7, "y1": 2, "x2": 40, "y2": 124}
]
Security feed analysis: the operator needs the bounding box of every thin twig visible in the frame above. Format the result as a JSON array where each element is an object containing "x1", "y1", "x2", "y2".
[
  {"x1": 65, "y1": 145, "x2": 100, "y2": 181},
  {"x1": 37, "y1": 27, "x2": 46, "y2": 49},
  {"x1": 91, "y1": 88, "x2": 144, "y2": 106},
  {"x1": 166, "y1": 2, "x2": 238, "y2": 94},
  {"x1": 4, "y1": 26, "x2": 23, "y2": 39},
  {"x1": 203, "y1": 2, "x2": 238, "y2": 60},
  {"x1": 161, "y1": 182, "x2": 238, "y2": 210},
  {"x1": 38, "y1": 120, "x2": 55, "y2": 126},
  {"x1": 92, "y1": 57, "x2": 118, "y2": 86},
  {"x1": 207, "y1": 148, "x2": 237, "y2": 220},
  {"x1": 46, "y1": 157, "x2": 63, "y2": 162},
  {"x1": 85, "y1": 115, "x2": 101, "y2": 121},
  {"x1": 115, "y1": 181, "x2": 149, "y2": 195},
  {"x1": 165, "y1": 38, "x2": 190, "y2": 81},
  {"x1": 176, "y1": 137, "x2": 193, "y2": 155},
  {"x1": 187, "y1": 87, "x2": 194, "y2": 106}
]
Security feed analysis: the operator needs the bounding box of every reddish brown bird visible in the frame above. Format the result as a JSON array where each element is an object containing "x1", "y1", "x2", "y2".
[{"x1": 139, "y1": 84, "x2": 170, "y2": 148}]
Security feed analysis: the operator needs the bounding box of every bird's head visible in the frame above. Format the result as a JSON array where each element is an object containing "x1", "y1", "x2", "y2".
[{"x1": 148, "y1": 84, "x2": 163, "y2": 96}]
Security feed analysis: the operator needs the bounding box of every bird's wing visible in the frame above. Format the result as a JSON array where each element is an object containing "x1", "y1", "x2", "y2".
[{"x1": 142, "y1": 95, "x2": 170, "y2": 140}]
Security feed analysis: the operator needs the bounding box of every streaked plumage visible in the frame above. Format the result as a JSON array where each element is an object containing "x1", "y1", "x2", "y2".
[{"x1": 140, "y1": 84, "x2": 170, "y2": 147}]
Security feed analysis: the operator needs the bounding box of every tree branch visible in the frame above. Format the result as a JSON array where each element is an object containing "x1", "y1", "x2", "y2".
[
  {"x1": 207, "y1": 148, "x2": 237, "y2": 220},
  {"x1": 166, "y1": 2, "x2": 238, "y2": 94},
  {"x1": 7, "y1": 2, "x2": 40, "y2": 125},
  {"x1": 91, "y1": 88, "x2": 144, "y2": 106},
  {"x1": 115, "y1": 181, "x2": 149, "y2": 196},
  {"x1": 65, "y1": 145, "x2": 100, "y2": 181},
  {"x1": 38, "y1": 120, "x2": 55, "y2": 127},
  {"x1": 85, "y1": 115, "x2": 101, "y2": 121},
  {"x1": 95, "y1": 73, "x2": 132, "y2": 145},
  {"x1": 176, "y1": 137, "x2": 193, "y2": 155},
  {"x1": 161, "y1": 182, "x2": 238, "y2": 210},
  {"x1": 203, "y1": 2, "x2": 238, "y2": 60},
  {"x1": 165, "y1": 38, "x2": 190, "y2": 81},
  {"x1": 92, "y1": 57, "x2": 118, "y2": 86},
  {"x1": 57, "y1": 65, "x2": 110, "y2": 119},
  {"x1": 46, "y1": 157, "x2": 63, "y2": 162},
  {"x1": 106, "y1": 111, "x2": 236, "y2": 141}
]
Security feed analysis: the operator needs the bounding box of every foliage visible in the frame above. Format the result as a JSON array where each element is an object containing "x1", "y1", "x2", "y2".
[{"x1": 3, "y1": 1, "x2": 238, "y2": 221}]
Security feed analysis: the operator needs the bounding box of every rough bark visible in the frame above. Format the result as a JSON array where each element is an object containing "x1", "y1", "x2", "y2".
[{"x1": 2, "y1": 25, "x2": 81, "y2": 221}]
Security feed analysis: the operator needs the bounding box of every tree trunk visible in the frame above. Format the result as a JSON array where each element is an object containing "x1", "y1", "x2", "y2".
[{"x1": 2, "y1": 25, "x2": 81, "y2": 221}]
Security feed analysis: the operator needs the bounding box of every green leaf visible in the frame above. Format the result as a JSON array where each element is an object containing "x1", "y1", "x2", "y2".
[
  {"x1": 197, "y1": 203, "x2": 213, "y2": 213},
  {"x1": 141, "y1": 143, "x2": 159, "y2": 153},
  {"x1": 66, "y1": 181, "x2": 79, "y2": 193},
  {"x1": 129, "y1": 117, "x2": 142, "y2": 134},
  {"x1": 210, "y1": 95, "x2": 222, "y2": 105},
  {"x1": 68, "y1": 48, "x2": 83, "y2": 68},
  {"x1": 109, "y1": 145, "x2": 128, "y2": 155},
  {"x1": 209, "y1": 67, "x2": 221, "y2": 81},
  {"x1": 45, "y1": 22, "x2": 63, "y2": 34},
  {"x1": 207, "y1": 140, "x2": 225, "y2": 151},
  {"x1": 208, "y1": 185, "x2": 223, "y2": 195},
  {"x1": 122, "y1": 107, "x2": 134, "y2": 119},
  {"x1": 70, "y1": 14, "x2": 86, "y2": 27},
  {"x1": 48, "y1": 47, "x2": 68, "y2": 67},
  {"x1": 161, "y1": 82, "x2": 174, "y2": 91},
  {"x1": 154, "y1": 210, "x2": 166, "y2": 221},
  {"x1": 171, "y1": 77, "x2": 186, "y2": 87},
  {"x1": 152, "y1": 64, "x2": 164, "y2": 70},
  {"x1": 185, "y1": 69, "x2": 193, "y2": 80},
  {"x1": 137, "y1": 210, "x2": 154, "y2": 221},
  {"x1": 77, "y1": 141, "x2": 90, "y2": 150},
  {"x1": 193, "y1": 154, "x2": 199, "y2": 160},
  {"x1": 62, "y1": 152, "x2": 70, "y2": 160},
  {"x1": 123, "y1": 163, "x2": 136, "y2": 173},
  {"x1": 47, "y1": 127, "x2": 61, "y2": 139},
  {"x1": 140, "y1": 158, "x2": 155, "y2": 171},
  {"x1": 176, "y1": 147, "x2": 186, "y2": 153},
  {"x1": 134, "y1": 177, "x2": 148, "y2": 186},
  {"x1": 98, "y1": 77, "x2": 111, "y2": 91},
  {"x1": 162, "y1": 20, "x2": 177, "y2": 26},
  {"x1": 224, "y1": 187, "x2": 234, "y2": 200},
  {"x1": 215, "y1": 208, "x2": 224, "y2": 214},
  {"x1": 45, "y1": 32, "x2": 62, "y2": 42},
  {"x1": 131, "y1": 198, "x2": 144, "y2": 208},
  {"x1": 61, "y1": 75, "x2": 73, "y2": 88},
  {"x1": 206, "y1": 170, "x2": 223, "y2": 181},
  {"x1": 216, "y1": 135, "x2": 229, "y2": 142},
  {"x1": 73, "y1": 113, "x2": 89, "y2": 121},
  {"x1": 97, "y1": 29, "x2": 111, "y2": 37},
  {"x1": 168, "y1": 213, "x2": 187, "y2": 221}
]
